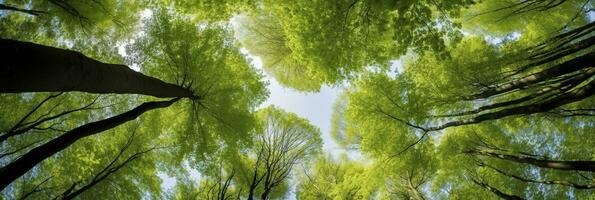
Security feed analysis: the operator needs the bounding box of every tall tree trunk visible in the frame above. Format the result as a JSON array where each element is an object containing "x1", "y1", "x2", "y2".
[
  {"x1": 0, "y1": 4, "x2": 45, "y2": 16},
  {"x1": 406, "y1": 177, "x2": 426, "y2": 200},
  {"x1": 467, "y1": 149, "x2": 595, "y2": 172},
  {"x1": 465, "y1": 52, "x2": 595, "y2": 100},
  {"x1": 480, "y1": 162, "x2": 595, "y2": 189},
  {"x1": 432, "y1": 79, "x2": 595, "y2": 131},
  {"x1": 261, "y1": 188, "x2": 272, "y2": 200},
  {"x1": 379, "y1": 79, "x2": 594, "y2": 134},
  {"x1": 247, "y1": 175, "x2": 259, "y2": 200},
  {"x1": 0, "y1": 39, "x2": 194, "y2": 98},
  {"x1": 471, "y1": 178, "x2": 524, "y2": 200},
  {"x1": 0, "y1": 98, "x2": 180, "y2": 191},
  {"x1": 247, "y1": 190, "x2": 255, "y2": 200}
]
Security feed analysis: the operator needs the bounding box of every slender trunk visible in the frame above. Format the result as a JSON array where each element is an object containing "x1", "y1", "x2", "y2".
[
  {"x1": 261, "y1": 188, "x2": 272, "y2": 200},
  {"x1": 430, "y1": 79, "x2": 595, "y2": 131},
  {"x1": 218, "y1": 171, "x2": 234, "y2": 200},
  {"x1": 471, "y1": 179, "x2": 524, "y2": 200},
  {"x1": 0, "y1": 4, "x2": 46, "y2": 16},
  {"x1": 0, "y1": 98, "x2": 179, "y2": 191},
  {"x1": 248, "y1": 149, "x2": 265, "y2": 200},
  {"x1": 247, "y1": 175, "x2": 259, "y2": 200},
  {"x1": 0, "y1": 39, "x2": 194, "y2": 98},
  {"x1": 524, "y1": 34, "x2": 595, "y2": 71},
  {"x1": 406, "y1": 178, "x2": 425, "y2": 200},
  {"x1": 482, "y1": 163, "x2": 595, "y2": 189},
  {"x1": 465, "y1": 52, "x2": 595, "y2": 100},
  {"x1": 468, "y1": 149, "x2": 595, "y2": 172},
  {"x1": 436, "y1": 67, "x2": 595, "y2": 118},
  {"x1": 247, "y1": 190, "x2": 255, "y2": 200}
]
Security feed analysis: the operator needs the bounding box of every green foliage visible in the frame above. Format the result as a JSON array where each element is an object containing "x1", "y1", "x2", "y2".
[
  {"x1": 239, "y1": 0, "x2": 475, "y2": 91},
  {"x1": 330, "y1": 93, "x2": 361, "y2": 148},
  {"x1": 170, "y1": 0, "x2": 256, "y2": 21},
  {"x1": 1, "y1": 0, "x2": 595, "y2": 199},
  {"x1": 1, "y1": 2, "x2": 269, "y2": 199},
  {"x1": 0, "y1": 93, "x2": 165, "y2": 199},
  {"x1": 296, "y1": 155, "x2": 378, "y2": 200},
  {"x1": 1, "y1": 0, "x2": 142, "y2": 45},
  {"x1": 165, "y1": 106, "x2": 322, "y2": 199},
  {"x1": 127, "y1": 10, "x2": 269, "y2": 167},
  {"x1": 461, "y1": 0, "x2": 591, "y2": 39}
]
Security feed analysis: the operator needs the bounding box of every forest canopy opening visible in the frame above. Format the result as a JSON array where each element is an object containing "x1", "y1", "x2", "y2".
[{"x1": 1, "y1": 0, "x2": 593, "y2": 199}]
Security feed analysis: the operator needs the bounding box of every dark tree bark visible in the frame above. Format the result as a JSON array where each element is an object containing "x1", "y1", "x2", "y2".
[
  {"x1": 260, "y1": 188, "x2": 272, "y2": 200},
  {"x1": 467, "y1": 149, "x2": 595, "y2": 172},
  {"x1": 471, "y1": 178, "x2": 525, "y2": 200},
  {"x1": 437, "y1": 79, "x2": 594, "y2": 129},
  {"x1": 437, "y1": 66, "x2": 595, "y2": 118},
  {"x1": 0, "y1": 39, "x2": 195, "y2": 98},
  {"x1": 380, "y1": 78, "x2": 595, "y2": 134},
  {"x1": 247, "y1": 147, "x2": 265, "y2": 200},
  {"x1": 204, "y1": 169, "x2": 235, "y2": 200},
  {"x1": 479, "y1": 162, "x2": 595, "y2": 189},
  {"x1": 0, "y1": 4, "x2": 46, "y2": 16},
  {"x1": 0, "y1": 98, "x2": 180, "y2": 191},
  {"x1": 464, "y1": 52, "x2": 595, "y2": 100}
]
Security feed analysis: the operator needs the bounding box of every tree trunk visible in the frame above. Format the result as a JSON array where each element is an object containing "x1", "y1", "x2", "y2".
[
  {"x1": 468, "y1": 149, "x2": 595, "y2": 172},
  {"x1": 406, "y1": 178, "x2": 425, "y2": 200},
  {"x1": 0, "y1": 4, "x2": 45, "y2": 16},
  {"x1": 481, "y1": 162, "x2": 595, "y2": 189},
  {"x1": 0, "y1": 39, "x2": 194, "y2": 98},
  {"x1": 465, "y1": 51, "x2": 595, "y2": 100},
  {"x1": 430, "y1": 79, "x2": 595, "y2": 131},
  {"x1": 247, "y1": 189, "x2": 255, "y2": 200},
  {"x1": 471, "y1": 178, "x2": 524, "y2": 200},
  {"x1": 261, "y1": 188, "x2": 272, "y2": 200},
  {"x1": 0, "y1": 98, "x2": 180, "y2": 191}
]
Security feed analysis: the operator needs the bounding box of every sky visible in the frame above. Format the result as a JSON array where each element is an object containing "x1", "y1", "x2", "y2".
[{"x1": 246, "y1": 52, "x2": 345, "y2": 154}]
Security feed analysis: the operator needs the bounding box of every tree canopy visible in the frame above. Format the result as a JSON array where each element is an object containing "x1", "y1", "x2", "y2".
[{"x1": 1, "y1": 0, "x2": 594, "y2": 199}]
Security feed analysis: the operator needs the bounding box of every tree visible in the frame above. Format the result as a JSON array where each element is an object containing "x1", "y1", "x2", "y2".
[
  {"x1": 167, "y1": 162, "x2": 240, "y2": 200},
  {"x1": 465, "y1": 148, "x2": 595, "y2": 172},
  {"x1": 246, "y1": 106, "x2": 322, "y2": 199},
  {"x1": 461, "y1": 0, "x2": 592, "y2": 37},
  {"x1": 1, "y1": 8, "x2": 267, "y2": 195},
  {"x1": 335, "y1": 1, "x2": 594, "y2": 198},
  {"x1": 343, "y1": 25, "x2": 594, "y2": 155},
  {"x1": 432, "y1": 119, "x2": 594, "y2": 199},
  {"x1": 164, "y1": 106, "x2": 321, "y2": 200},
  {"x1": 4, "y1": 118, "x2": 166, "y2": 200},
  {"x1": 0, "y1": 97, "x2": 179, "y2": 190}
]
